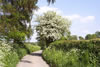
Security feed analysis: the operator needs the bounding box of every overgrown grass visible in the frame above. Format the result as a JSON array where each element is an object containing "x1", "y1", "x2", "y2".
[
  {"x1": 43, "y1": 39, "x2": 100, "y2": 67},
  {"x1": 0, "y1": 41, "x2": 41, "y2": 67}
]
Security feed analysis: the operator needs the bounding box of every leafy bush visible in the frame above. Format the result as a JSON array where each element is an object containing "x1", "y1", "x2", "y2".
[{"x1": 43, "y1": 39, "x2": 100, "y2": 67}]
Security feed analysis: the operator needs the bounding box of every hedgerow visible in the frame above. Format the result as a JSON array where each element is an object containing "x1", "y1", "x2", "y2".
[{"x1": 43, "y1": 39, "x2": 100, "y2": 67}]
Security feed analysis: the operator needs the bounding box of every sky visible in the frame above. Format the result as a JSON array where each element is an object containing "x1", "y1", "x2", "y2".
[{"x1": 30, "y1": 0, "x2": 100, "y2": 42}]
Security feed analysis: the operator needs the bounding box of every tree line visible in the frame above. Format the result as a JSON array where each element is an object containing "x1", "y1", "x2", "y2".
[{"x1": 67, "y1": 31, "x2": 100, "y2": 40}]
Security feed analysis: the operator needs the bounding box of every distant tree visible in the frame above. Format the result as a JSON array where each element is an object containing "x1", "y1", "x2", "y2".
[
  {"x1": 85, "y1": 34, "x2": 91, "y2": 40},
  {"x1": 69, "y1": 35, "x2": 78, "y2": 40},
  {"x1": 95, "y1": 31, "x2": 100, "y2": 38},
  {"x1": 92, "y1": 34, "x2": 97, "y2": 39},
  {"x1": 35, "y1": 11, "x2": 71, "y2": 47},
  {"x1": 79, "y1": 36, "x2": 84, "y2": 40},
  {"x1": 85, "y1": 34, "x2": 97, "y2": 40}
]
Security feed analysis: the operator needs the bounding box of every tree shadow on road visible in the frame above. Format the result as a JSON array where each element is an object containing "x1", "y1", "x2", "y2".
[
  {"x1": 30, "y1": 52, "x2": 42, "y2": 56},
  {"x1": 21, "y1": 60, "x2": 32, "y2": 63}
]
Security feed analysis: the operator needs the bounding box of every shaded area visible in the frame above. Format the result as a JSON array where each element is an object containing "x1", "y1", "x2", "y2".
[
  {"x1": 21, "y1": 60, "x2": 32, "y2": 63},
  {"x1": 30, "y1": 52, "x2": 42, "y2": 56}
]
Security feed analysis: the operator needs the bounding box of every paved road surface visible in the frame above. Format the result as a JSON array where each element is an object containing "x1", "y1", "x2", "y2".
[{"x1": 16, "y1": 50, "x2": 49, "y2": 67}]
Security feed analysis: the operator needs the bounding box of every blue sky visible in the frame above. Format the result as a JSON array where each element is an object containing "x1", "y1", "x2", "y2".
[{"x1": 30, "y1": 0, "x2": 100, "y2": 42}]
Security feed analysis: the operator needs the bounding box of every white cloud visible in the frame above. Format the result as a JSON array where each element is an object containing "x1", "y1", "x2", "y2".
[
  {"x1": 65, "y1": 14, "x2": 81, "y2": 21},
  {"x1": 34, "y1": 6, "x2": 95, "y2": 23},
  {"x1": 34, "y1": 6, "x2": 62, "y2": 15},
  {"x1": 82, "y1": 30, "x2": 90, "y2": 34},
  {"x1": 65, "y1": 14, "x2": 95, "y2": 23}
]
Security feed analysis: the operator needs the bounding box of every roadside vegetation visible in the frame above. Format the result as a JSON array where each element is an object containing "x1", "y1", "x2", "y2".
[
  {"x1": 0, "y1": 41, "x2": 40, "y2": 67},
  {"x1": 43, "y1": 39, "x2": 100, "y2": 67}
]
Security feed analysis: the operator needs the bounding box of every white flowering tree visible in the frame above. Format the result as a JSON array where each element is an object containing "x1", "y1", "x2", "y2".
[{"x1": 35, "y1": 11, "x2": 71, "y2": 47}]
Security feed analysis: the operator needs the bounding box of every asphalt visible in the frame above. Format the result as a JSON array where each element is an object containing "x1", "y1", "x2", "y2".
[{"x1": 16, "y1": 50, "x2": 49, "y2": 67}]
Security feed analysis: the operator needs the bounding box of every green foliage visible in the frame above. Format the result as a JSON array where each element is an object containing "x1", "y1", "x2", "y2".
[
  {"x1": 43, "y1": 39, "x2": 100, "y2": 67},
  {"x1": 38, "y1": 40, "x2": 48, "y2": 49},
  {"x1": 2, "y1": 51, "x2": 19, "y2": 67},
  {"x1": 49, "y1": 39, "x2": 100, "y2": 52},
  {"x1": 84, "y1": 31, "x2": 100, "y2": 40},
  {"x1": 43, "y1": 48, "x2": 98, "y2": 67},
  {"x1": 0, "y1": 0, "x2": 55, "y2": 43},
  {"x1": 7, "y1": 31, "x2": 26, "y2": 42},
  {"x1": 43, "y1": 48, "x2": 67, "y2": 67},
  {"x1": 95, "y1": 31, "x2": 100, "y2": 38},
  {"x1": 24, "y1": 43, "x2": 41, "y2": 53},
  {"x1": 0, "y1": 41, "x2": 40, "y2": 67},
  {"x1": 16, "y1": 48, "x2": 27, "y2": 59},
  {"x1": 79, "y1": 36, "x2": 84, "y2": 40},
  {"x1": 85, "y1": 34, "x2": 97, "y2": 40},
  {"x1": 0, "y1": 41, "x2": 19, "y2": 67},
  {"x1": 59, "y1": 36, "x2": 68, "y2": 40},
  {"x1": 0, "y1": 0, "x2": 38, "y2": 42},
  {"x1": 68, "y1": 35, "x2": 78, "y2": 40}
]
